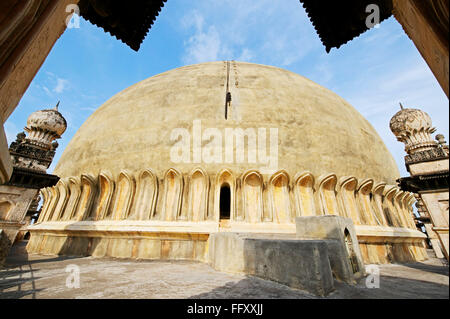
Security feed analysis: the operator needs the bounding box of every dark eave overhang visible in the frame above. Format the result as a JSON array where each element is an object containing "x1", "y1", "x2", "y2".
[
  {"x1": 78, "y1": 0, "x2": 167, "y2": 51},
  {"x1": 299, "y1": 0, "x2": 393, "y2": 52},
  {"x1": 397, "y1": 171, "x2": 449, "y2": 193},
  {"x1": 2, "y1": 167, "x2": 59, "y2": 189}
]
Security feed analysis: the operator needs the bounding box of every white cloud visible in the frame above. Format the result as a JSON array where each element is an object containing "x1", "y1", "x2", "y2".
[
  {"x1": 179, "y1": 0, "x2": 320, "y2": 66},
  {"x1": 53, "y1": 78, "x2": 69, "y2": 93},
  {"x1": 183, "y1": 24, "x2": 225, "y2": 64}
]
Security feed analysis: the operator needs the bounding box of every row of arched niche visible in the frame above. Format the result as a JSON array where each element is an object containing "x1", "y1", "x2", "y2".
[{"x1": 36, "y1": 168, "x2": 417, "y2": 229}]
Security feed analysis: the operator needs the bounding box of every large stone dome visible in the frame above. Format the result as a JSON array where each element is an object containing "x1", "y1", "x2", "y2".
[{"x1": 54, "y1": 61, "x2": 400, "y2": 184}]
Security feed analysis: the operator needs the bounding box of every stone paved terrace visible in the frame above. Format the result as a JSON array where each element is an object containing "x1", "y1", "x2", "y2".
[{"x1": 0, "y1": 242, "x2": 448, "y2": 299}]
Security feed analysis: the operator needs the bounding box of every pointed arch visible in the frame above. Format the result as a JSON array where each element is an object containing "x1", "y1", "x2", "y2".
[
  {"x1": 63, "y1": 177, "x2": 81, "y2": 221},
  {"x1": 93, "y1": 171, "x2": 115, "y2": 221},
  {"x1": 73, "y1": 174, "x2": 98, "y2": 221},
  {"x1": 294, "y1": 172, "x2": 316, "y2": 217},
  {"x1": 130, "y1": 169, "x2": 159, "y2": 221},
  {"x1": 214, "y1": 169, "x2": 235, "y2": 221},
  {"x1": 51, "y1": 179, "x2": 70, "y2": 221},
  {"x1": 356, "y1": 179, "x2": 377, "y2": 225},
  {"x1": 111, "y1": 171, "x2": 136, "y2": 220},
  {"x1": 37, "y1": 188, "x2": 50, "y2": 223},
  {"x1": 242, "y1": 170, "x2": 264, "y2": 223},
  {"x1": 337, "y1": 176, "x2": 360, "y2": 223},
  {"x1": 268, "y1": 170, "x2": 292, "y2": 223},
  {"x1": 317, "y1": 174, "x2": 339, "y2": 216},
  {"x1": 187, "y1": 168, "x2": 209, "y2": 222},
  {"x1": 405, "y1": 193, "x2": 417, "y2": 229},
  {"x1": 383, "y1": 186, "x2": 402, "y2": 227},
  {"x1": 394, "y1": 190, "x2": 409, "y2": 228},
  {"x1": 0, "y1": 200, "x2": 14, "y2": 220},
  {"x1": 372, "y1": 182, "x2": 388, "y2": 226},
  {"x1": 161, "y1": 168, "x2": 183, "y2": 221},
  {"x1": 45, "y1": 186, "x2": 60, "y2": 222}
]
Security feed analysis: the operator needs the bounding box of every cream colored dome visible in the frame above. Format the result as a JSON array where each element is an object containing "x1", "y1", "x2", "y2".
[{"x1": 54, "y1": 61, "x2": 400, "y2": 184}]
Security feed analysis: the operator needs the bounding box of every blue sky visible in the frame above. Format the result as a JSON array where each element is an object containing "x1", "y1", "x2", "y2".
[{"x1": 4, "y1": 0, "x2": 449, "y2": 177}]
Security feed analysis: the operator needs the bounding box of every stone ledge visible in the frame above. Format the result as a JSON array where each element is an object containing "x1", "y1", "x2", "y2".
[
  {"x1": 28, "y1": 221, "x2": 426, "y2": 239},
  {"x1": 355, "y1": 225, "x2": 427, "y2": 243}
]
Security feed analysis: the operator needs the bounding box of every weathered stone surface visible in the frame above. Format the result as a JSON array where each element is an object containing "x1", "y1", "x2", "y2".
[
  {"x1": 208, "y1": 232, "x2": 335, "y2": 296},
  {"x1": 296, "y1": 216, "x2": 365, "y2": 283},
  {"x1": 0, "y1": 230, "x2": 11, "y2": 266}
]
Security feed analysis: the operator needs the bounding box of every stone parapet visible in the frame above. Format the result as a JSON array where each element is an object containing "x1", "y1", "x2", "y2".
[{"x1": 27, "y1": 168, "x2": 426, "y2": 264}]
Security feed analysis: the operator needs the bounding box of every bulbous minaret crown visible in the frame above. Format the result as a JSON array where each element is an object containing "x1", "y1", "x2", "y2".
[
  {"x1": 390, "y1": 104, "x2": 438, "y2": 155},
  {"x1": 24, "y1": 102, "x2": 67, "y2": 149}
]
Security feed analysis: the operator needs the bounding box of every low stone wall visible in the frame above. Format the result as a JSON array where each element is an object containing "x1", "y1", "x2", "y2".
[
  {"x1": 208, "y1": 233, "x2": 334, "y2": 296},
  {"x1": 26, "y1": 221, "x2": 428, "y2": 265},
  {"x1": 27, "y1": 233, "x2": 209, "y2": 262}
]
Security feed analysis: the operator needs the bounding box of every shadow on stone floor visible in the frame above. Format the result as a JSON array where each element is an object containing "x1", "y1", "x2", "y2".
[
  {"x1": 0, "y1": 263, "x2": 43, "y2": 299},
  {"x1": 0, "y1": 242, "x2": 82, "y2": 299},
  {"x1": 3, "y1": 241, "x2": 84, "y2": 268},
  {"x1": 330, "y1": 274, "x2": 449, "y2": 299},
  {"x1": 188, "y1": 272, "x2": 449, "y2": 299},
  {"x1": 398, "y1": 262, "x2": 449, "y2": 276},
  {"x1": 188, "y1": 276, "x2": 317, "y2": 299}
]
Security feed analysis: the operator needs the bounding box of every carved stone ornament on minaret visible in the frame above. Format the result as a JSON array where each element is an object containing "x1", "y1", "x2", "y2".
[
  {"x1": 390, "y1": 104, "x2": 448, "y2": 165},
  {"x1": 9, "y1": 102, "x2": 67, "y2": 173}
]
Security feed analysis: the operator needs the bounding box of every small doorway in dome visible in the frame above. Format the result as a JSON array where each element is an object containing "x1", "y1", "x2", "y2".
[{"x1": 219, "y1": 184, "x2": 231, "y2": 220}]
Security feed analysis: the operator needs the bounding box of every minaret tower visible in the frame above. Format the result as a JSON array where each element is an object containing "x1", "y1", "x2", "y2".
[
  {"x1": 390, "y1": 104, "x2": 449, "y2": 261},
  {"x1": 0, "y1": 103, "x2": 67, "y2": 265}
]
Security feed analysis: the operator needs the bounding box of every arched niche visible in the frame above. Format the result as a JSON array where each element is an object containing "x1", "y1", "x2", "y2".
[
  {"x1": 356, "y1": 179, "x2": 377, "y2": 226},
  {"x1": 317, "y1": 174, "x2": 340, "y2": 216},
  {"x1": 337, "y1": 176, "x2": 360, "y2": 223},
  {"x1": 45, "y1": 186, "x2": 60, "y2": 222},
  {"x1": 0, "y1": 201, "x2": 14, "y2": 220},
  {"x1": 187, "y1": 168, "x2": 209, "y2": 222},
  {"x1": 383, "y1": 186, "x2": 402, "y2": 227},
  {"x1": 130, "y1": 169, "x2": 159, "y2": 221},
  {"x1": 294, "y1": 172, "x2": 316, "y2": 217},
  {"x1": 37, "y1": 188, "x2": 50, "y2": 223},
  {"x1": 371, "y1": 183, "x2": 388, "y2": 226},
  {"x1": 111, "y1": 171, "x2": 136, "y2": 220},
  {"x1": 214, "y1": 169, "x2": 235, "y2": 221},
  {"x1": 92, "y1": 171, "x2": 115, "y2": 221},
  {"x1": 269, "y1": 170, "x2": 292, "y2": 224},
  {"x1": 51, "y1": 179, "x2": 70, "y2": 221},
  {"x1": 161, "y1": 168, "x2": 183, "y2": 222},
  {"x1": 242, "y1": 170, "x2": 264, "y2": 223},
  {"x1": 344, "y1": 228, "x2": 360, "y2": 274},
  {"x1": 404, "y1": 193, "x2": 417, "y2": 229},
  {"x1": 63, "y1": 177, "x2": 81, "y2": 221},
  {"x1": 74, "y1": 174, "x2": 98, "y2": 221},
  {"x1": 393, "y1": 190, "x2": 410, "y2": 228}
]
